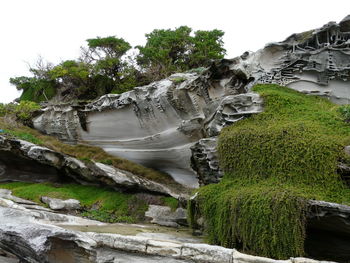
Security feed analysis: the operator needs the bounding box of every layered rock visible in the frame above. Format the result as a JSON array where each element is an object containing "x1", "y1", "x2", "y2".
[
  {"x1": 0, "y1": 194, "x2": 339, "y2": 263},
  {"x1": 31, "y1": 16, "x2": 350, "y2": 187},
  {"x1": 33, "y1": 73, "x2": 263, "y2": 188},
  {"x1": 0, "y1": 136, "x2": 184, "y2": 198}
]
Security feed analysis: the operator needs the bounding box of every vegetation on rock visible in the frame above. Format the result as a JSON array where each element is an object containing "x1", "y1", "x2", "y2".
[
  {"x1": 0, "y1": 182, "x2": 178, "y2": 223},
  {"x1": 0, "y1": 116, "x2": 179, "y2": 187},
  {"x1": 189, "y1": 84, "x2": 350, "y2": 259},
  {"x1": 136, "y1": 26, "x2": 225, "y2": 81},
  {"x1": 10, "y1": 27, "x2": 225, "y2": 102}
]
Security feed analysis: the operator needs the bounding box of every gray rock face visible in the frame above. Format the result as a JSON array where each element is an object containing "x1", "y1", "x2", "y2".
[
  {"x1": 0, "y1": 136, "x2": 184, "y2": 198},
  {"x1": 145, "y1": 205, "x2": 187, "y2": 227},
  {"x1": 33, "y1": 73, "x2": 263, "y2": 188},
  {"x1": 32, "y1": 16, "x2": 350, "y2": 188},
  {"x1": 191, "y1": 138, "x2": 222, "y2": 186},
  {"x1": 0, "y1": 198, "x2": 334, "y2": 263},
  {"x1": 41, "y1": 196, "x2": 81, "y2": 210}
]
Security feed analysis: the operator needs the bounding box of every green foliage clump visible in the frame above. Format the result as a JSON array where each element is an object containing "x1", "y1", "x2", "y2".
[
  {"x1": 10, "y1": 28, "x2": 225, "y2": 102},
  {"x1": 189, "y1": 84, "x2": 350, "y2": 259},
  {"x1": 0, "y1": 182, "x2": 147, "y2": 223},
  {"x1": 193, "y1": 180, "x2": 307, "y2": 258},
  {"x1": 160, "y1": 196, "x2": 179, "y2": 211},
  {"x1": 0, "y1": 101, "x2": 40, "y2": 122},
  {"x1": 10, "y1": 76, "x2": 57, "y2": 103},
  {"x1": 136, "y1": 26, "x2": 225, "y2": 81},
  {"x1": 171, "y1": 76, "x2": 187, "y2": 84},
  {"x1": 338, "y1": 104, "x2": 350, "y2": 122}
]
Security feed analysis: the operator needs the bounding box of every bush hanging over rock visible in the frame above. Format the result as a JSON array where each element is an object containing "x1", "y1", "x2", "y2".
[{"x1": 189, "y1": 84, "x2": 350, "y2": 259}]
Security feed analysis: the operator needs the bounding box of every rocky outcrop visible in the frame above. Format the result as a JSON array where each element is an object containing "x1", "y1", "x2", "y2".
[
  {"x1": 190, "y1": 138, "x2": 222, "y2": 185},
  {"x1": 0, "y1": 136, "x2": 185, "y2": 198},
  {"x1": 305, "y1": 200, "x2": 350, "y2": 261},
  {"x1": 33, "y1": 74, "x2": 263, "y2": 188},
  {"x1": 145, "y1": 205, "x2": 188, "y2": 227},
  {"x1": 31, "y1": 16, "x2": 350, "y2": 187},
  {"x1": 41, "y1": 196, "x2": 81, "y2": 210},
  {"x1": 0, "y1": 195, "x2": 338, "y2": 263}
]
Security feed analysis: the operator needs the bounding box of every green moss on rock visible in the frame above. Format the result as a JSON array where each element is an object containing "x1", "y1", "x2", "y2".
[{"x1": 189, "y1": 84, "x2": 350, "y2": 259}]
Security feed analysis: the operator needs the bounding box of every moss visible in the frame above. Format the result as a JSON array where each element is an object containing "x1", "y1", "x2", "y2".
[
  {"x1": 0, "y1": 182, "x2": 146, "y2": 223},
  {"x1": 171, "y1": 77, "x2": 187, "y2": 84},
  {"x1": 189, "y1": 84, "x2": 350, "y2": 259},
  {"x1": 160, "y1": 196, "x2": 179, "y2": 211},
  {"x1": 4, "y1": 130, "x2": 43, "y2": 145}
]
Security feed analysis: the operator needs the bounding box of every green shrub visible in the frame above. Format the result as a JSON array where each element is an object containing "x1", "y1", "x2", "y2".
[
  {"x1": 0, "y1": 101, "x2": 40, "y2": 123},
  {"x1": 14, "y1": 101, "x2": 40, "y2": 122},
  {"x1": 189, "y1": 84, "x2": 350, "y2": 259},
  {"x1": 338, "y1": 104, "x2": 350, "y2": 122}
]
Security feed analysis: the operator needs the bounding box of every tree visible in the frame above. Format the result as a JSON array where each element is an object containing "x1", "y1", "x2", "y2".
[
  {"x1": 190, "y1": 29, "x2": 226, "y2": 68},
  {"x1": 136, "y1": 26, "x2": 192, "y2": 81},
  {"x1": 83, "y1": 36, "x2": 131, "y2": 82},
  {"x1": 136, "y1": 26, "x2": 226, "y2": 82}
]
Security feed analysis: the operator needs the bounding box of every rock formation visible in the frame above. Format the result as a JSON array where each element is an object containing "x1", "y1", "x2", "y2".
[
  {"x1": 0, "y1": 136, "x2": 184, "y2": 198},
  {"x1": 32, "y1": 16, "x2": 350, "y2": 187},
  {"x1": 0, "y1": 191, "x2": 341, "y2": 263}
]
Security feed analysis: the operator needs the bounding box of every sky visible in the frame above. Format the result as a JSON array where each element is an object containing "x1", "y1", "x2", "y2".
[{"x1": 0, "y1": 0, "x2": 349, "y2": 103}]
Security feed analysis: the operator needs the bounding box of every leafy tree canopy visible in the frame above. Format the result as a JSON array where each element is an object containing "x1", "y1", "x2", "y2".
[
  {"x1": 10, "y1": 28, "x2": 226, "y2": 103},
  {"x1": 136, "y1": 26, "x2": 226, "y2": 81}
]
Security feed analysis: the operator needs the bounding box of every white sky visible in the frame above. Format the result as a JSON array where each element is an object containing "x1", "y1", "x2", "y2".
[{"x1": 0, "y1": 0, "x2": 349, "y2": 103}]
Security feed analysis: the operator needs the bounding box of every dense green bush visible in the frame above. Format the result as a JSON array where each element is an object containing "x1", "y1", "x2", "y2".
[
  {"x1": 136, "y1": 26, "x2": 225, "y2": 81},
  {"x1": 189, "y1": 84, "x2": 350, "y2": 259},
  {"x1": 0, "y1": 101, "x2": 40, "y2": 122}
]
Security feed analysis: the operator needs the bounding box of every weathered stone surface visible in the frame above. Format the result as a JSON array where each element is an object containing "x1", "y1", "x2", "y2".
[
  {"x1": 32, "y1": 17, "x2": 350, "y2": 188},
  {"x1": 0, "y1": 198, "x2": 338, "y2": 263},
  {"x1": 145, "y1": 205, "x2": 187, "y2": 227},
  {"x1": 33, "y1": 73, "x2": 263, "y2": 188},
  {"x1": 0, "y1": 136, "x2": 184, "y2": 198},
  {"x1": 191, "y1": 137, "x2": 222, "y2": 186},
  {"x1": 41, "y1": 196, "x2": 81, "y2": 210},
  {"x1": 181, "y1": 243, "x2": 233, "y2": 263}
]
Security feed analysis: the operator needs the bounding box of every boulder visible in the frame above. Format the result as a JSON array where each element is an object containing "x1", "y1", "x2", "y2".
[
  {"x1": 145, "y1": 205, "x2": 187, "y2": 227},
  {"x1": 41, "y1": 196, "x2": 81, "y2": 210}
]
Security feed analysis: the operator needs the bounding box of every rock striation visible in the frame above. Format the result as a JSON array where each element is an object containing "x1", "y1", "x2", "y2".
[
  {"x1": 31, "y1": 16, "x2": 350, "y2": 187},
  {"x1": 0, "y1": 136, "x2": 184, "y2": 198},
  {"x1": 0, "y1": 193, "x2": 339, "y2": 263}
]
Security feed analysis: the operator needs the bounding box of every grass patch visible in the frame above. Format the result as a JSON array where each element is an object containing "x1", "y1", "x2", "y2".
[
  {"x1": 0, "y1": 182, "x2": 148, "y2": 223},
  {"x1": 161, "y1": 196, "x2": 179, "y2": 211},
  {"x1": 189, "y1": 84, "x2": 350, "y2": 259}
]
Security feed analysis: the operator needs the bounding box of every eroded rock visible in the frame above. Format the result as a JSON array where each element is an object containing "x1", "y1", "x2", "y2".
[
  {"x1": 0, "y1": 136, "x2": 185, "y2": 199},
  {"x1": 33, "y1": 73, "x2": 263, "y2": 188},
  {"x1": 31, "y1": 16, "x2": 350, "y2": 188},
  {"x1": 145, "y1": 205, "x2": 187, "y2": 227},
  {"x1": 41, "y1": 196, "x2": 81, "y2": 210},
  {"x1": 0, "y1": 201, "x2": 334, "y2": 263}
]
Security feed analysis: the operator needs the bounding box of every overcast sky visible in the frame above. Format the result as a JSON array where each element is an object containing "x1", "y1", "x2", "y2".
[{"x1": 0, "y1": 0, "x2": 349, "y2": 103}]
